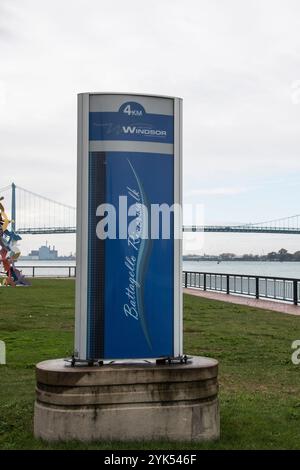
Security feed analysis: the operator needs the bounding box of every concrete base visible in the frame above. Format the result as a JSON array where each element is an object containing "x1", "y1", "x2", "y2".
[{"x1": 34, "y1": 357, "x2": 219, "y2": 442}]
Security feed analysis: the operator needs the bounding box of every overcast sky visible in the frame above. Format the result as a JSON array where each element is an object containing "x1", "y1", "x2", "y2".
[{"x1": 1, "y1": 0, "x2": 300, "y2": 255}]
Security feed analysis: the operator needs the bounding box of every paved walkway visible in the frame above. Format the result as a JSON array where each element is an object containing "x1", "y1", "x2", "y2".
[{"x1": 183, "y1": 288, "x2": 300, "y2": 316}]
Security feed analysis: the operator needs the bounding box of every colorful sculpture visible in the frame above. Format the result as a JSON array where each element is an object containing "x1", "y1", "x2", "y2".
[{"x1": 0, "y1": 196, "x2": 29, "y2": 286}]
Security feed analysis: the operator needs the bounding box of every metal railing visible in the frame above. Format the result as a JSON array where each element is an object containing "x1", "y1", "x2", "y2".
[
  {"x1": 17, "y1": 265, "x2": 76, "y2": 278},
  {"x1": 14, "y1": 266, "x2": 300, "y2": 305},
  {"x1": 183, "y1": 271, "x2": 300, "y2": 305}
]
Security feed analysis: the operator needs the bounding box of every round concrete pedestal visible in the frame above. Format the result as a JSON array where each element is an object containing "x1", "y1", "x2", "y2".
[{"x1": 34, "y1": 357, "x2": 219, "y2": 442}]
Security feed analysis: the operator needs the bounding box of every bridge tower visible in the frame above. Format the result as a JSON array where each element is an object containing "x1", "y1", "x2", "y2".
[{"x1": 11, "y1": 182, "x2": 16, "y2": 232}]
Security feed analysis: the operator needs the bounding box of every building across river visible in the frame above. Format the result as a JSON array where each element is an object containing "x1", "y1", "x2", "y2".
[{"x1": 20, "y1": 243, "x2": 75, "y2": 261}]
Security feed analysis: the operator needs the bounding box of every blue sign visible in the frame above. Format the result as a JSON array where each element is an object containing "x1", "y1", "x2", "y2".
[
  {"x1": 89, "y1": 101, "x2": 174, "y2": 143},
  {"x1": 75, "y1": 94, "x2": 182, "y2": 361}
]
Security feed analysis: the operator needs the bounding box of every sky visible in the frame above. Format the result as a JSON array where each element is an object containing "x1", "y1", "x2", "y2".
[{"x1": 1, "y1": 0, "x2": 300, "y2": 255}]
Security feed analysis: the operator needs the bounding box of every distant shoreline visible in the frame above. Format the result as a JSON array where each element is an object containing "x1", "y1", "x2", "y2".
[
  {"x1": 183, "y1": 258, "x2": 300, "y2": 263},
  {"x1": 19, "y1": 257, "x2": 76, "y2": 261}
]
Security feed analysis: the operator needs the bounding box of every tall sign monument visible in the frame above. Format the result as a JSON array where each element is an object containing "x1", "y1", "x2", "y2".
[{"x1": 75, "y1": 93, "x2": 182, "y2": 360}]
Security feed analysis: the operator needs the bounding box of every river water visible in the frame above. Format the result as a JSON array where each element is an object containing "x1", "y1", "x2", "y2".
[
  {"x1": 183, "y1": 260, "x2": 300, "y2": 278},
  {"x1": 16, "y1": 259, "x2": 300, "y2": 279}
]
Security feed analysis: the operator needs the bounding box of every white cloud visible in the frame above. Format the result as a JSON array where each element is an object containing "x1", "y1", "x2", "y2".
[
  {"x1": 186, "y1": 187, "x2": 248, "y2": 196},
  {"x1": 0, "y1": 79, "x2": 6, "y2": 110},
  {"x1": 1, "y1": 0, "x2": 300, "y2": 254}
]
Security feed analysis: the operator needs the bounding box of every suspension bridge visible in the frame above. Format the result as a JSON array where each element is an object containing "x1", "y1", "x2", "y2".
[{"x1": 1, "y1": 183, "x2": 300, "y2": 235}]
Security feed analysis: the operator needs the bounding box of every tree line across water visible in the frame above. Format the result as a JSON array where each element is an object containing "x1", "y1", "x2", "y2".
[{"x1": 183, "y1": 248, "x2": 300, "y2": 262}]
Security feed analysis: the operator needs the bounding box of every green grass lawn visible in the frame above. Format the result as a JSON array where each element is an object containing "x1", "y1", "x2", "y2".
[{"x1": 0, "y1": 279, "x2": 300, "y2": 449}]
